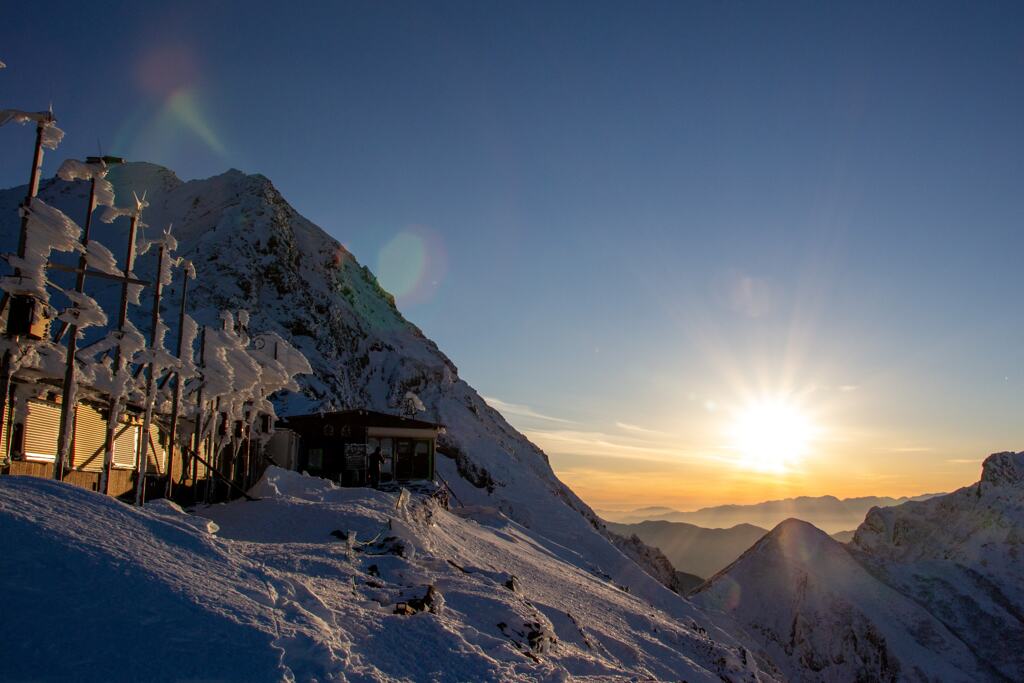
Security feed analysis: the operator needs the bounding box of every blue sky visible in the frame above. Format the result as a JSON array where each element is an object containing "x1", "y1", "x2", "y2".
[{"x1": 2, "y1": 1, "x2": 1022, "y2": 508}]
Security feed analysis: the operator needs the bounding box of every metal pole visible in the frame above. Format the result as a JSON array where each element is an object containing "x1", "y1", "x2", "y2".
[
  {"x1": 134, "y1": 244, "x2": 166, "y2": 505},
  {"x1": 0, "y1": 119, "x2": 49, "y2": 470},
  {"x1": 165, "y1": 271, "x2": 189, "y2": 499},
  {"x1": 99, "y1": 211, "x2": 141, "y2": 495},
  {"x1": 53, "y1": 176, "x2": 99, "y2": 480}
]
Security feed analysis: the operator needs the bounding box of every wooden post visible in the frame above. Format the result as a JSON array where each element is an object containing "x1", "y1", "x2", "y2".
[
  {"x1": 191, "y1": 326, "x2": 206, "y2": 502},
  {"x1": 99, "y1": 208, "x2": 142, "y2": 495},
  {"x1": 0, "y1": 118, "x2": 50, "y2": 470},
  {"x1": 164, "y1": 270, "x2": 190, "y2": 499},
  {"x1": 134, "y1": 242, "x2": 167, "y2": 505},
  {"x1": 53, "y1": 173, "x2": 101, "y2": 480}
]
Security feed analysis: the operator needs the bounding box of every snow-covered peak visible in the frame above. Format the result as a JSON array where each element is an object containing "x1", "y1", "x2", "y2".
[{"x1": 694, "y1": 454, "x2": 1024, "y2": 681}]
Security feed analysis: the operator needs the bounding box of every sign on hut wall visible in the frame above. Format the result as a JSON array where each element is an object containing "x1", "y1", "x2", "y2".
[{"x1": 345, "y1": 443, "x2": 367, "y2": 470}]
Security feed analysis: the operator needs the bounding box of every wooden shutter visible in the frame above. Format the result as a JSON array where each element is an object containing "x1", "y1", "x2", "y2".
[
  {"x1": 72, "y1": 404, "x2": 107, "y2": 472},
  {"x1": 146, "y1": 424, "x2": 166, "y2": 474},
  {"x1": 112, "y1": 422, "x2": 138, "y2": 469},
  {"x1": 24, "y1": 400, "x2": 60, "y2": 462}
]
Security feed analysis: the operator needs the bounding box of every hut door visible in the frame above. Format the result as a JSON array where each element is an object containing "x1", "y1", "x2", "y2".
[{"x1": 395, "y1": 439, "x2": 414, "y2": 480}]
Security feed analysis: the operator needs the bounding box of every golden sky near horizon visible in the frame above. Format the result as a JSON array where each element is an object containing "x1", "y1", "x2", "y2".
[{"x1": 484, "y1": 393, "x2": 1002, "y2": 512}]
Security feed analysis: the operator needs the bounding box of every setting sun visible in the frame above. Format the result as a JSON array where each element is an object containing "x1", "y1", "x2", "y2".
[{"x1": 728, "y1": 399, "x2": 815, "y2": 473}]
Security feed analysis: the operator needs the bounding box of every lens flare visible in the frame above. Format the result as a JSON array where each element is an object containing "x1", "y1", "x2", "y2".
[
  {"x1": 112, "y1": 43, "x2": 226, "y2": 161},
  {"x1": 376, "y1": 226, "x2": 447, "y2": 306},
  {"x1": 167, "y1": 88, "x2": 226, "y2": 155}
]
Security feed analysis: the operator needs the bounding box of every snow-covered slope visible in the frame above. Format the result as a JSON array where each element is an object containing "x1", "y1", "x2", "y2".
[
  {"x1": 0, "y1": 469, "x2": 777, "y2": 682},
  {"x1": 0, "y1": 162, "x2": 680, "y2": 602},
  {"x1": 691, "y1": 452, "x2": 1024, "y2": 682}
]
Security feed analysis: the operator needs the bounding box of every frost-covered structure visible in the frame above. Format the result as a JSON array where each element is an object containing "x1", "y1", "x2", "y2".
[{"x1": 0, "y1": 156, "x2": 310, "y2": 500}]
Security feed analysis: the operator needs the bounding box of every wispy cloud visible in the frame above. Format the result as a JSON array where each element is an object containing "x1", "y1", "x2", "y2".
[
  {"x1": 524, "y1": 427, "x2": 733, "y2": 466},
  {"x1": 838, "y1": 384, "x2": 859, "y2": 393},
  {"x1": 890, "y1": 446, "x2": 932, "y2": 453},
  {"x1": 946, "y1": 458, "x2": 981, "y2": 464},
  {"x1": 482, "y1": 396, "x2": 573, "y2": 424},
  {"x1": 615, "y1": 421, "x2": 672, "y2": 437}
]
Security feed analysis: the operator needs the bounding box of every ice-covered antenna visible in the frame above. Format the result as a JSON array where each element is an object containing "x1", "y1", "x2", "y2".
[{"x1": 132, "y1": 190, "x2": 149, "y2": 213}]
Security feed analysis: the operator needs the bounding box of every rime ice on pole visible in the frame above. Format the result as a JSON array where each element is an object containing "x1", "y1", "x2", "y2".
[
  {"x1": 57, "y1": 159, "x2": 116, "y2": 208},
  {"x1": 0, "y1": 199, "x2": 84, "y2": 300},
  {"x1": 195, "y1": 311, "x2": 310, "y2": 453},
  {"x1": 0, "y1": 109, "x2": 65, "y2": 149}
]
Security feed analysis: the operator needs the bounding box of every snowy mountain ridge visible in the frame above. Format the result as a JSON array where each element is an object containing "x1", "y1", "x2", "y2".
[
  {"x1": 604, "y1": 493, "x2": 944, "y2": 534},
  {"x1": 692, "y1": 451, "x2": 1024, "y2": 682}
]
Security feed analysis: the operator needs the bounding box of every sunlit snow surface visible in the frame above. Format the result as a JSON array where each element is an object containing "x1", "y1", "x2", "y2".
[{"x1": 0, "y1": 469, "x2": 774, "y2": 682}]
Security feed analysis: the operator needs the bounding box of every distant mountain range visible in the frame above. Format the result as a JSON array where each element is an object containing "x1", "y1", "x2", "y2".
[
  {"x1": 601, "y1": 492, "x2": 943, "y2": 534},
  {"x1": 830, "y1": 529, "x2": 856, "y2": 543},
  {"x1": 604, "y1": 520, "x2": 768, "y2": 579},
  {"x1": 691, "y1": 452, "x2": 1024, "y2": 681}
]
